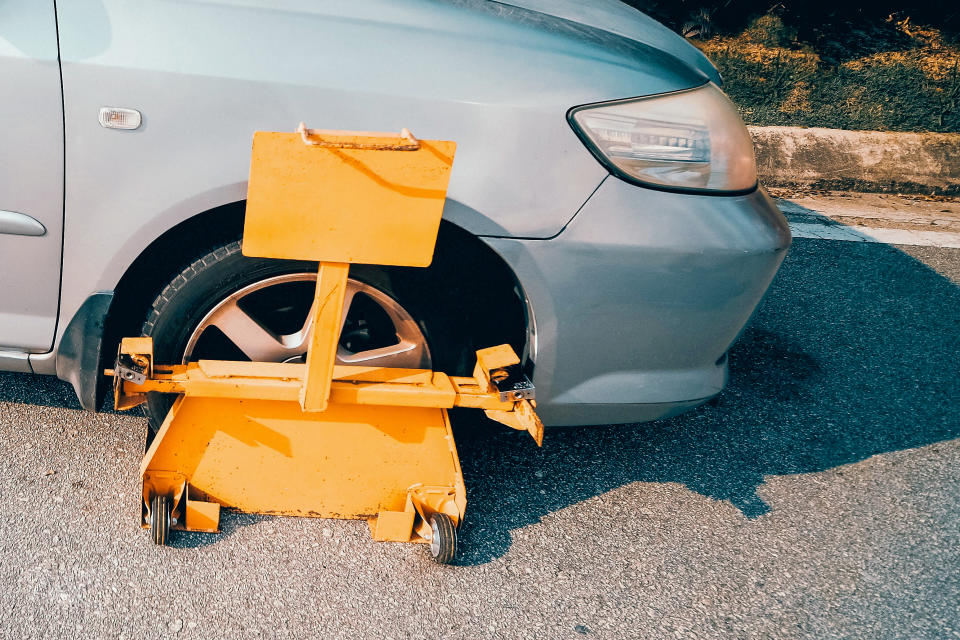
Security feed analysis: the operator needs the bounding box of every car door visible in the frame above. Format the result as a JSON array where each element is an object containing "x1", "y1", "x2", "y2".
[{"x1": 0, "y1": 1, "x2": 63, "y2": 352}]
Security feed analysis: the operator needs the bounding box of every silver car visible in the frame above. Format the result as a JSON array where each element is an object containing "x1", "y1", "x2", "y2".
[{"x1": 0, "y1": 0, "x2": 790, "y2": 427}]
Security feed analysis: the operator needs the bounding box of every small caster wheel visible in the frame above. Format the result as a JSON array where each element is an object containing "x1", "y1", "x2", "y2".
[
  {"x1": 428, "y1": 513, "x2": 456, "y2": 564},
  {"x1": 150, "y1": 494, "x2": 172, "y2": 546}
]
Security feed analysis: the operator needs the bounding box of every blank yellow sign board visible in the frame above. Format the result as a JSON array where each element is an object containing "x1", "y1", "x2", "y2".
[{"x1": 243, "y1": 130, "x2": 456, "y2": 267}]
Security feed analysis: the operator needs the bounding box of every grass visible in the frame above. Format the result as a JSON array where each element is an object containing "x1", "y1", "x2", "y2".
[{"x1": 694, "y1": 15, "x2": 960, "y2": 132}]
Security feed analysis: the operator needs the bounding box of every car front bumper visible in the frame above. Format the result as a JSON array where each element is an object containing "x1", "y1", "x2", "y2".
[{"x1": 484, "y1": 177, "x2": 791, "y2": 426}]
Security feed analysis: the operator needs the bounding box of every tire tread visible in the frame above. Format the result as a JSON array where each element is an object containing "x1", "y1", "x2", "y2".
[
  {"x1": 429, "y1": 513, "x2": 457, "y2": 564},
  {"x1": 142, "y1": 241, "x2": 242, "y2": 336}
]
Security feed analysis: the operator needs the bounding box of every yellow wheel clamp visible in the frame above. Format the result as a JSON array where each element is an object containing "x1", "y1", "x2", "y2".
[{"x1": 107, "y1": 124, "x2": 543, "y2": 563}]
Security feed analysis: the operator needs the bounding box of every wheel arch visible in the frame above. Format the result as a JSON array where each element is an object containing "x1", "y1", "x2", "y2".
[{"x1": 77, "y1": 200, "x2": 530, "y2": 410}]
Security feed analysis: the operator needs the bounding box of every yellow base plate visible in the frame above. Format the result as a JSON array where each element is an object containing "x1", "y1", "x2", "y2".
[{"x1": 142, "y1": 396, "x2": 465, "y2": 538}]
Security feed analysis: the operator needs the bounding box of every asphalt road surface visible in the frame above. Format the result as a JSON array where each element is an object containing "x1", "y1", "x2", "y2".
[{"x1": 1, "y1": 237, "x2": 958, "y2": 639}]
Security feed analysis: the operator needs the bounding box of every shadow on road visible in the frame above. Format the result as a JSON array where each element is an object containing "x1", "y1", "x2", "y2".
[
  {"x1": 0, "y1": 239, "x2": 956, "y2": 562},
  {"x1": 0, "y1": 369, "x2": 84, "y2": 410},
  {"x1": 168, "y1": 511, "x2": 269, "y2": 549},
  {"x1": 453, "y1": 239, "x2": 960, "y2": 564}
]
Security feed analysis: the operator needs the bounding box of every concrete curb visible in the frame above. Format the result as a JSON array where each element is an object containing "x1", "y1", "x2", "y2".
[
  {"x1": 774, "y1": 191, "x2": 960, "y2": 248},
  {"x1": 749, "y1": 126, "x2": 960, "y2": 196}
]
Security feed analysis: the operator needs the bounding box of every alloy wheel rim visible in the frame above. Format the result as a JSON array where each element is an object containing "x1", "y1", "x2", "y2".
[{"x1": 182, "y1": 273, "x2": 432, "y2": 369}]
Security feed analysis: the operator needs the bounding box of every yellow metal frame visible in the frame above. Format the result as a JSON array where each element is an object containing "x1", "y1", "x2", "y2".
[
  {"x1": 113, "y1": 339, "x2": 541, "y2": 543},
  {"x1": 109, "y1": 126, "x2": 543, "y2": 555}
]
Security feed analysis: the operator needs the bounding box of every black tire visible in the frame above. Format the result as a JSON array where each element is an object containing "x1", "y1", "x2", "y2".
[
  {"x1": 150, "y1": 494, "x2": 171, "y2": 546},
  {"x1": 428, "y1": 513, "x2": 457, "y2": 564},
  {"x1": 141, "y1": 240, "x2": 461, "y2": 432}
]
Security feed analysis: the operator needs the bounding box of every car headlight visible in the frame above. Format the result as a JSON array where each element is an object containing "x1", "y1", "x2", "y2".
[{"x1": 568, "y1": 82, "x2": 757, "y2": 193}]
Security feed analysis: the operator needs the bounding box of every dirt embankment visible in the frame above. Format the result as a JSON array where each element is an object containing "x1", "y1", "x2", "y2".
[{"x1": 696, "y1": 15, "x2": 960, "y2": 134}]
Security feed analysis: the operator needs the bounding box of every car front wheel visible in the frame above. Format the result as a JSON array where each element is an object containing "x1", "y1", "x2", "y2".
[{"x1": 141, "y1": 241, "x2": 444, "y2": 431}]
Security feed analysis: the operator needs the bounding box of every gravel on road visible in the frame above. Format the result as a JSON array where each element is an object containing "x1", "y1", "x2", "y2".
[{"x1": 0, "y1": 239, "x2": 958, "y2": 639}]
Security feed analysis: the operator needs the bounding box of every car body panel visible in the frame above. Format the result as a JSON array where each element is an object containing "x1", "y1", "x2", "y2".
[
  {"x1": 485, "y1": 178, "x2": 790, "y2": 425},
  {"x1": 0, "y1": 0, "x2": 792, "y2": 427},
  {"x1": 492, "y1": 0, "x2": 722, "y2": 84},
  {"x1": 0, "y1": 1, "x2": 63, "y2": 351},
  {"x1": 51, "y1": 0, "x2": 715, "y2": 354}
]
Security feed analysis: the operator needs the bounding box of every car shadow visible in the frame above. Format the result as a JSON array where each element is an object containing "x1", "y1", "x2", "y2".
[
  {"x1": 0, "y1": 369, "x2": 85, "y2": 409},
  {"x1": 452, "y1": 237, "x2": 960, "y2": 565},
  {"x1": 0, "y1": 231, "x2": 956, "y2": 560},
  {"x1": 168, "y1": 510, "x2": 270, "y2": 549},
  {"x1": 0, "y1": 370, "x2": 134, "y2": 415}
]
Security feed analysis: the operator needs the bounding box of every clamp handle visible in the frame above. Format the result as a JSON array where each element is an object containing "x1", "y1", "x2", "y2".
[{"x1": 296, "y1": 122, "x2": 420, "y2": 150}]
